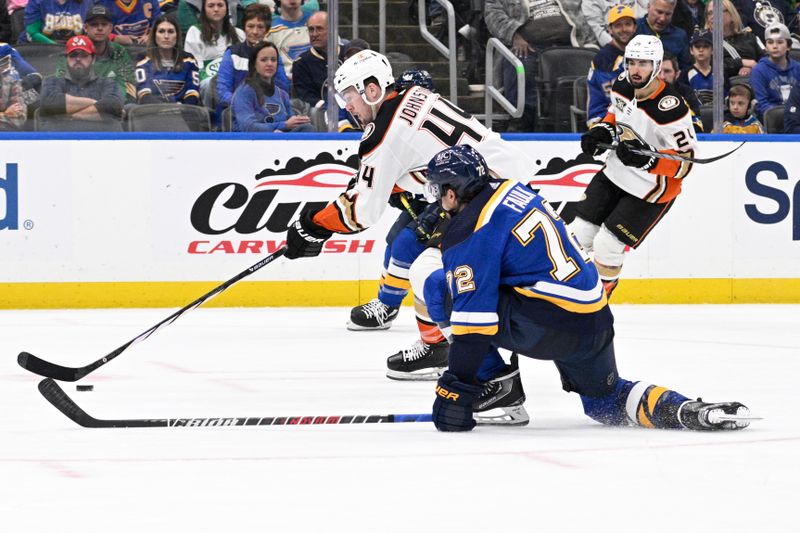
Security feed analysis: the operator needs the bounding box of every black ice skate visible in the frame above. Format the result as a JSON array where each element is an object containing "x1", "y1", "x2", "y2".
[
  {"x1": 677, "y1": 400, "x2": 755, "y2": 431},
  {"x1": 473, "y1": 355, "x2": 529, "y2": 426},
  {"x1": 347, "y1": 299, "x2": 400, "y2": 331},
  {"x1": 386, "y1": 340, "x2": 448, "y2": 381}
]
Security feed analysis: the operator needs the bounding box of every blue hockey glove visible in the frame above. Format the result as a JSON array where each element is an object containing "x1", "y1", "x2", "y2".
[
  {"x1": 581, "y1": 122, "x2": 615, "y2": 156},
  {"x1": 432, "y1": 371, "x2": 483, "y2": 432},
  {"x1": 616, "y1": 139, "x2": 657, "y2": 171},
  {"x1": 285, "y1": 207, "x2": 334, "y2": 259}
]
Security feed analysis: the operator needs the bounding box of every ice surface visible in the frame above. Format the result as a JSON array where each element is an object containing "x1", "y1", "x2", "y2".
[{"x1": 2, "y1": 305, "x2": 798, "y2": 532}]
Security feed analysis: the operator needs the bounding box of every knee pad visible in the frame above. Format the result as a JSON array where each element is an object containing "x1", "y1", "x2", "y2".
[
  {"x1": 593, "y1": 225, "x2": 626, "y2": 274},
  {"x1": 409, "y1": 247, "x2": 443, "y2": 303},
  {"x1": 567, "y1": 216, "x2": 600, "y2": 254}
]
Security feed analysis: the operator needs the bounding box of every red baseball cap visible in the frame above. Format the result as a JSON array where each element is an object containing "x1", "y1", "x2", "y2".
[{"x1": 65, "y1": 36, "x2": 95, "y2": 55}]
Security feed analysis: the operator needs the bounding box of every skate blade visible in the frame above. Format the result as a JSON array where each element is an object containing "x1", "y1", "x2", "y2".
[
  {"x1": 474, "y1": 405, "x2": 530, "y2": 426},
  {"x1": 346, "y1": 321, "x2": 393, "y2": 331},
  {"x1": 385, "y1": 368, "x2": 444, "y2": 381}
]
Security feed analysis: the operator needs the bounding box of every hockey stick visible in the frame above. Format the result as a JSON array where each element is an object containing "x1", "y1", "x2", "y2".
[
  {"x1": 18, "y1": 246, "x2": 288, "y2": 382},
  {"x1": 596, "y1": 141, "x2": 745, "y2": 164},
  {"x1": 38, "y1": 378, "x2": 433, "y2": 428}
]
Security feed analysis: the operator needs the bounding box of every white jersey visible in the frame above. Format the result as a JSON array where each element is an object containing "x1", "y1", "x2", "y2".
[
  {"x1": 604, "y1": 74, "x2": 697, "y2": 203},
  {"x1": 321, "y1": 86, "x2": 539, "y2": 233}
]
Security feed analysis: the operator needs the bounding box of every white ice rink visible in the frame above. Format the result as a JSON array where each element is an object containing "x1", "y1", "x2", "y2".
[{"x1": 2, "y1": 304, "x2": 799, "y2": 532}]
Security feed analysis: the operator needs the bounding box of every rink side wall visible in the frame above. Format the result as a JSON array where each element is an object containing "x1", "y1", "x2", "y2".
[{"x1": 1, "y1": 132, "x2": 799, "y2": 309}]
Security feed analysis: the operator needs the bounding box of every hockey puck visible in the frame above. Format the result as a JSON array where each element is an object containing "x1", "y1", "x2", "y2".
[{"x1": 76, "y1": 385, "x2": 94, "y2": 392}]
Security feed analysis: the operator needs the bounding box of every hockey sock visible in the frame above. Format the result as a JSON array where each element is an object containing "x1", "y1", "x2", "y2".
[
  {"x1": 476, "y1": 347, "x2": 506, "y2": 382},
  {"x1": 581, "y1": 378, "x2": 690, "y2": 429},
  {"x1": 378, "y1": 228, "x2": 426, "y2": 308}
]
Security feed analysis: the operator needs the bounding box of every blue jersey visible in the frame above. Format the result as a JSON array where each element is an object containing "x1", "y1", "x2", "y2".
[
  {"x1": 442, "y1": 180, "x2": 607, "y2": 340},
  {"x1": 587, "y1": 43, "x2": 624, "y2": 124},
  {"x1": 97, "y1": 0, "x2": 161, "y2": 37},
  {"x1": 135, "y1": 52, "x2": 200, "y2": 104},
  {"x1": 22, "y1": 0, "x2": 90, "y2": 42}
]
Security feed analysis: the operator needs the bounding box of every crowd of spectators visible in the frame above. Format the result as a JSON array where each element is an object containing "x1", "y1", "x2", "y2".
[{"x1": 0, "y1": 0, "x2": 800, "y2": 132}]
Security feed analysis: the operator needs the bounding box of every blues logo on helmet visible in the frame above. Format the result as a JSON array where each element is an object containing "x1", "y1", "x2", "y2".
[{"x1": 425, "y1": 145, "x2": 489, "y2": 202}]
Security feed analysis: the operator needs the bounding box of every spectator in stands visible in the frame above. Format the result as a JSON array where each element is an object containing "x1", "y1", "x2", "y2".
[
  {"x1": 722, "y1": 82, "x2": 764, "y2": 132},
  {"x1": 183, "y1": 0, "x2": 243, "y2": 105},
  {"x1": 751, "y1": 22, "x2": 800, "y2": 119},
  {"x1": 485, "y1": 0, "x2": 596, "y2": 131},
  {"x1": 732, "y1": 0, "x2": 793, "y2": 43},
  {"x1": 705, "y1": 0, "x2": 763, "y2": 78},
  {"x1": 134, "y1": 14, "x2": 200, "y2": 104},
  {"x1": 784, "y1": 82, "x2": 800, "y2": 132},
  {"x1": 39, "y1": 35, "x2": 122, "y2": 129},
  {"x1": 177, "y1": 0, "x2": 202, "y2": 33},
  {"x1": 0, "y1": 40, "x2": 41, "y2": 92},
  {"x1": 216, "y1": 4, "x2": 289, "y2": 117},
  {"x1": 671, "y1": 0, "x2": 706, "y2": 37},
  {"x1": 582, "y1": 0, "x2": 647, "y2": 47},
  {"x1": 96, "y1": 0, "x2": 161, "y2": 45},
  {"x1": 661, "y1": 51, "x2": 704, "y2": 132},
  {"x1": 56, "y1": 5, "x2": 136, "y2": 101},
  {"x1": 291, "y1": 12, "x2": 362, "y2": 131},
  {"x1": 22, "y1": 0, "x2": 89, "y2": 43},
  {"x1": 587, "y1": 4, "x2": 636, "y2": 126},
  {"x1": 8, "y1": 0, "x2": 29, "y2": 44},
  {"x1": 0, "y1": 53, "x2": 27, "y2": 130},
  {"x1": 636, "y1": 0, "x2": 692, "y2": 71},
  {"x1": 684, "y1": 28, "x2": 713, "y2": 103},
  {"x1": 231, "y1": 41, "x2": 311, "y2": 132},
  {"x1": 268, "y1": 0, "x2": 311, "y2": 78}
]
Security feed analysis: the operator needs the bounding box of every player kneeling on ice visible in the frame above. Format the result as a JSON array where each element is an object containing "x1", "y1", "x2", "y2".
[
  {"x1": 422, "y1": 144, "x2": 753, "y2": 433},
  {"x1": 569, "y1": 35, "x2": 697, "y2": 298}
]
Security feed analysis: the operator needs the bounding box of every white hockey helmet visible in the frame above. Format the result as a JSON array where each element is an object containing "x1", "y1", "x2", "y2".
[
  {"x1": 334, "y1": 50, "x2": 395, "y2": 106},
  {"x1": 624, "y1": 35, "x2": 663, "y2": 85}
]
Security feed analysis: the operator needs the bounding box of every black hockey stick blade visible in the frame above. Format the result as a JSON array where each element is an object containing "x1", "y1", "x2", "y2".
[
  {"x1": 596, "y1": 141, "x2": 745, "y2": 164},
  {"x1": 38, "y1": 378, "x2": 433, "y2": 428},
  {"x1": 19, "y1": 246, "x2": 287, "y2": 381}
]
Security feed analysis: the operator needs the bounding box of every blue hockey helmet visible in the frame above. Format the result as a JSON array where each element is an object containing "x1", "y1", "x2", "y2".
[
  {"x1": 425, "y1": 145, "x2": 489, "y2": 203},
  {"x1": 395, "y1": 68, "x2": 436, "y2": 92}
]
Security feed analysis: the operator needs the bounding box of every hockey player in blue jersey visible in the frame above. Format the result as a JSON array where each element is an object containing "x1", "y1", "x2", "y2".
[{"x1": 423, "y1": 144, "x2": 754, "y2": 433}]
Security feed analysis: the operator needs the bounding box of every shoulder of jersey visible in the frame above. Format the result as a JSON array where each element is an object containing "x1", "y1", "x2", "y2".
[
  {"x1": 611, "y1": 73, "x2": 634, "y2": 100},
  {"x1": 641, "y1": 84, "x2": 690, "y2": 124},
  {"x1": 358, "y1": 91, "x2": 406, "y2": 158}
]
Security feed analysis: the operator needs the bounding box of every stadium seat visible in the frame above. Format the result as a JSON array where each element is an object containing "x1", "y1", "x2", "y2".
[
  {"x1": 127, "y1": 103, "x2": 211, "y2": 132},
  {"x1": 763, "y1": 106, "x2": 784, "y2": 133},
  {"x1": 569, "y1": 75, "x2": 588, "y2": 133},
  {"x1": 535, "y1": 47, "x2": 596, "y2": 132},
  {"x1": 699, "y1": 103, "x2": 713, "y2": 133},
  {"x1": 15, "y1": 44, "x2": 64, "y2": 77},
  {"x1": 220, "y1": 106, "x2": 232, "y2": 132},
  {"x1": 34, "y1": 107, "x2": 123, "y2": 132}
]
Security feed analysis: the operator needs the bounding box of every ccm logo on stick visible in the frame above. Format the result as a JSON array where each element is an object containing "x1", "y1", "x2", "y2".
[{"x1": 744, "y1": 161, "x2": 800, "y2": 241}]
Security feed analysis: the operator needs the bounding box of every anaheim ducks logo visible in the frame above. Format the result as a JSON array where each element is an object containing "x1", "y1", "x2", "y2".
[
  {"x1": 362, "y1": 122, "x2": 375, "y2": 141},
  {"x1": 658, "y1": 95, "x2": 680, "y2": 111}
]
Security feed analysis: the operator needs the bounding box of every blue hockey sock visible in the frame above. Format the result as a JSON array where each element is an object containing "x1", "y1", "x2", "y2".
[
  {"x1": 378, "y1": 228, "x2": 425, "y2": 308},
  {"x1": 581, "y1": 378, "x2": 690, "y2": 429},
  {"x1": 476, "y1": 347, "x2": 506, "y2": 382}
]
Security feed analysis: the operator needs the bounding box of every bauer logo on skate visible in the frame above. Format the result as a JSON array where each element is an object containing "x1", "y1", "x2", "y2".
[{"x1": 187, "y1": 151, "x2": 375, "y2": 254}]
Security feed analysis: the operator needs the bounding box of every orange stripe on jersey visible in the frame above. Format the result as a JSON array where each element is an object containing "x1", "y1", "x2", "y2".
[
  {"x1": 313, "y1": 199, "x2": 355, "y2": 234},
  {"x1": 649, "y1": 152, "x2": 682, "y2": 178}
]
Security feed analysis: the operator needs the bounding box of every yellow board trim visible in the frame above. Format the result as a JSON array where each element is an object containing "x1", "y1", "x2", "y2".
[{"x1": 1, "y1": 278, "x2": 800, "y2": 309}]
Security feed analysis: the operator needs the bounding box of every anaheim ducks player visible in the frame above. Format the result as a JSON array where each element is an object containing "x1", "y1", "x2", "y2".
[
  {"x1": 570, "y1": 35, "x2": 697, "y2": 297},
  {"x1": 283, "y1": 49, "x2": 536, "y2": 425}
]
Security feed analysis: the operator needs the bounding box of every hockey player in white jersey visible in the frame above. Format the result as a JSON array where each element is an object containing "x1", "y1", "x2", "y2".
[
  {"x1": 570, "y1": 35, "x2": 698, "y2": 297},
  {"x1": 283, "y1": 50, "x2": 535, "y2": 423}
]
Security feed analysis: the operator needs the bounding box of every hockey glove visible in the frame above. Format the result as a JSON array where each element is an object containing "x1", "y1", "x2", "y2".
[
  {"x1": 432, "y1": 371, "x2": 483, "y2": 432},
  {"x1": 413, "y1": 203, "x2": 450, "y2": 246},
  {"x1": 616, "y1": 139, "x2": 657, "y2": 171},
  {"x1": 285, "y1": 207, "x2": 334, "y2": 260},
  {"x1": 581, "y1": 122, "x2": 615, "y2": 156}
]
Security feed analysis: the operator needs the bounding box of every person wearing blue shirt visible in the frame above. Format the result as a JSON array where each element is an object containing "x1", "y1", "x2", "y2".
[
  {"x1": 587, "y1": 4, "x2": 636, "y2": 126},
  {"x1": 783, "y1": 83, "x2": 800, "y2": 132},
  {"x1": 421, "y1": 144, "x2": 753, "y2": 434},
  {"x1": 635, "y1": 0, "x2": 691, "y2": 71},
  {"x1": 134, "y1": 15, "x2": 200, "y2": 104},
  {"x1": 216, "y1": 4, "x2": 288, "y2": 117},
  {"x1": 231, "y1": 41, "x2": 311, "y2": 132},
  {"x1": 750, "y1": 22, "x2": 800, "y2": 119}
]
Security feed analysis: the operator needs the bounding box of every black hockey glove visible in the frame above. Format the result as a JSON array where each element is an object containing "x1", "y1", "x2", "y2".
[
  {"x1": 284, "y1": 207, "x2": 334, "y2": 260},
  {"x1": 616, "y1": 139, "x2": 657, "y2": 171},
  {"x1": 413, "y1": 203, "x2": 450, "y2": 246},
  {"x1": 580, "y1": 122, "x2": 615, "y2": 156},
  {"x1": 432, "y1": 371, "x2": 482, "y2": 432}
]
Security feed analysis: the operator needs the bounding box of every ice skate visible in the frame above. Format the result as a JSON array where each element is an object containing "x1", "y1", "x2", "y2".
[
  {"x1": 474, "y1": 355, "x2": 529, "y2": 426},
  {"x1": 386, "y1": 340, "x2": 448, "y2": 381},
  {"x1": 677, "y1": 400, "x2": 755, "y2": 431},
  {"x1": 347, "y1": 299, "x2": 399, "y2": 331}
]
